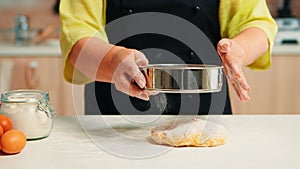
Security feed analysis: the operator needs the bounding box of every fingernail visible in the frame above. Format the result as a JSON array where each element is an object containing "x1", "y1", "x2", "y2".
[
  {"x1": 240, "y1": 91, "x2": 250, "y2": 102},
  {"x1": 220, "y1": 41, "x2": 231, "y2": 52},
  {"x1": 222, "y1": 44, "x2": 228, "y2": 49},
  {"x1": 140, "y1": 93, "x2": 149, "y2": 101},
  {"x1": 138, "y1": 79, "x2": 145, "y2": 88},
  {"x1": 136, "y1": 58, "x2": 145, "y2": 66},
  {"x1": 243, "y1": 96, "x2": 250, "y2": 102}
]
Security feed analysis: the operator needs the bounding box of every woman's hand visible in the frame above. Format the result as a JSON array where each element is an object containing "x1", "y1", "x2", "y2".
[
  {"x1": 68, "y1": 37, "x2": 150, "y2": 101},
  {"x1": 99, "y1": 46, "x2": 150, "y2": 101},
  {"x1": 217, "y1": 38, "x2": 250, "y2": 101}
]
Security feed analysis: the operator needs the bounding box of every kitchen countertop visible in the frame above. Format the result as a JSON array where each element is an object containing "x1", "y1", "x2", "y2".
[
  {"x1": 272, "y1": 44, "x2": 300, "y2": 55},
  {"x1": 0, "y1": 42, "x2": 299, "y2": 57},
  {"x1": 1, "y1": 115, "x2": 299, "y2": 169},
  {"x1": 0, "y1": 40, "x2": 61, "y2": 57}
]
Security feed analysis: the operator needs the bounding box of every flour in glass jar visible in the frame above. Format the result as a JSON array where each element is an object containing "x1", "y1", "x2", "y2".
[{"x1": 1, "y1": 102, "x2": 53, "y2": 140}]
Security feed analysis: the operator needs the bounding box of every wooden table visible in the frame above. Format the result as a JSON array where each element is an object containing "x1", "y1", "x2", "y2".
[{"x1": 1, "y1": 115, "x2": 300, "y2": 169}]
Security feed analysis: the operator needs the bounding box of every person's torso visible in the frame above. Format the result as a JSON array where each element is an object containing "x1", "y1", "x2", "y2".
[
  {"x1": 89, "y1": 0, "x2": 232, "y2": 115},
  {"x1": 105, "y1": 0, "x2": 222, "y2": 65}
]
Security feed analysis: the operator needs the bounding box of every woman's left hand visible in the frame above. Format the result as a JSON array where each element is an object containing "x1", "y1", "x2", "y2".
[{"x1": 217, "y1": 38, "x2": 250, "y2": 101}]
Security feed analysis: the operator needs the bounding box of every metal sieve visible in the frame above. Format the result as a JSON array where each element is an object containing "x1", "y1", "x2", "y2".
[{"x1": 140, "y1": 64, "x2": 223, "y2": 93}]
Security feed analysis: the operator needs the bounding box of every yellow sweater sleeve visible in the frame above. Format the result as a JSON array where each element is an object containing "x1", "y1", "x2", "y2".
[
  {"x1": 60, "y1": 0, "x2": 108, "y2": 84},
  {"x1": 219, "y1": 0, "x2": 278, "y2": 70}
]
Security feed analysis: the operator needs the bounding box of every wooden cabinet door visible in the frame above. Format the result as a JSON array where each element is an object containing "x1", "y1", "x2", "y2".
[
  {"x1": 0, "y1": 57, "x2": 84, "y2": 115},
  {"x1": 229, "y1": 55, "x2": 300, "y2": 114}
]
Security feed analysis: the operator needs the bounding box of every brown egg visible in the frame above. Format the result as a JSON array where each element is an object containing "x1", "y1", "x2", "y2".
[
  {"x1": 0, "y1": 114, "x2": 13, "y2": 133},
  {"x1": 1, "y1": 130, "x2": 27, "y2": 154}
]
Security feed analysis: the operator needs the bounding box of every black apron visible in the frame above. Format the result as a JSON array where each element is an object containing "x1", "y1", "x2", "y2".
[{"x1": 85, "y1": 0, "x2": 232, "y2": 115}]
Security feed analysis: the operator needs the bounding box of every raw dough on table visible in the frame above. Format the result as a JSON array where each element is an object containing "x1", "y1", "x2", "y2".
[{"x1": 151, "y1": 118, "x2": 227, "y2": 147}]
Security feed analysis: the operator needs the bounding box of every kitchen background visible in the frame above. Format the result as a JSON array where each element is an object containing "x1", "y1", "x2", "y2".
[{"x1": 0, "y1": 0, "x2": 299, "y2": 115}]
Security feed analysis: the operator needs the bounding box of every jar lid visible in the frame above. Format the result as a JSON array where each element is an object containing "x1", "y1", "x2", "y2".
[{"x1": 1, "y1": 89, "x2": 49, "y2": 103}]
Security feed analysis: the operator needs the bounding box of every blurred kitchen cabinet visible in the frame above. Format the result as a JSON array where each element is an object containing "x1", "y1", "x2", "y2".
[
  {"x1": 0, "y1": 56, "x2": 84, "y2": 115},
  {"x1": 229, "y1": 55, "x2": 300, "y2": 114}
]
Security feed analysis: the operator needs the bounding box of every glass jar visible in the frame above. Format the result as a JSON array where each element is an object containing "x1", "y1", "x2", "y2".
[{"x1": 0, "y1": 89, "x2": 55, "y2": 140}]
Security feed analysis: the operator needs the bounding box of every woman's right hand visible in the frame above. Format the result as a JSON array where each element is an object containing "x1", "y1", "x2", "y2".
[
  {"x1": 99, "y1": 46, "x2": 150, "y2": 101},
  {"x1": 68, "y1": 37, "x2": 150, "y2": 100}
]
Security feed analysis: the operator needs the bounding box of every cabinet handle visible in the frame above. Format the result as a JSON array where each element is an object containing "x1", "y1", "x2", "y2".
[{"x1": 25, "y1": 61, "x2": 39, "y2": 89}]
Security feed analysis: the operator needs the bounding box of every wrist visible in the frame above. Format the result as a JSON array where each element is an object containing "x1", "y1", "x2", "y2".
[
  {"x1": 98, "y1": 46, "x2": 126, "y2": 82},
  {"x1": 230, "y1": 38, "x2": 247, "y2": 66}
]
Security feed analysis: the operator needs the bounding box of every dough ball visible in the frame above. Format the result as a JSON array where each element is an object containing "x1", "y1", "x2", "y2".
[{"x1": 151, "y1": 118, "x2": 227, "y2": 147}]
